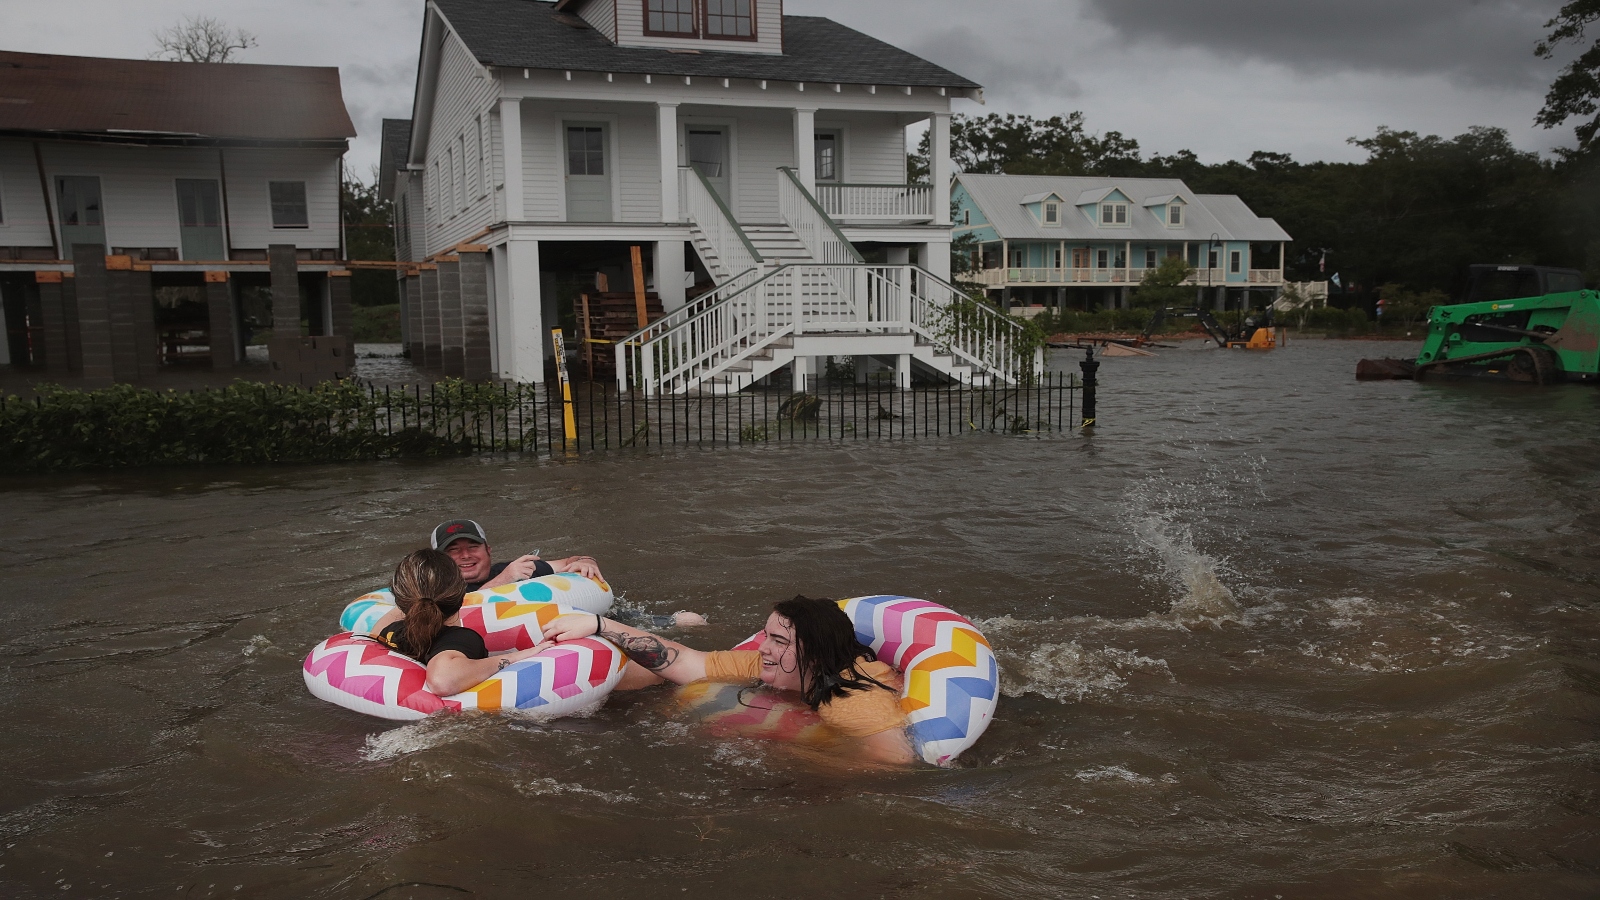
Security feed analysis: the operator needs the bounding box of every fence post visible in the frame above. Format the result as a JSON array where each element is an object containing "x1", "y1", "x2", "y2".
[{"x1": 1079, "y1": 347, "x2": 1099, "y2": 429}]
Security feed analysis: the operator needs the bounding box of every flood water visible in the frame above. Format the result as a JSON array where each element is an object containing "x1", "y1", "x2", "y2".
[{"x1": 4, "y1": 339, "x2": 1600, "y2": 898}]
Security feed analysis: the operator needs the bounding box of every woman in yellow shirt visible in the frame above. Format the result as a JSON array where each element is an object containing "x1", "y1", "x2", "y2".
[{"x1": 544, "y1": 596, "x2": 914, "y2": 764}]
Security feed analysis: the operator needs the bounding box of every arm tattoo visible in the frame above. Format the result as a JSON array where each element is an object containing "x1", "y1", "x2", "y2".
[{"x1": 599, "y1": 626, "x2": 679, "y2": 672}]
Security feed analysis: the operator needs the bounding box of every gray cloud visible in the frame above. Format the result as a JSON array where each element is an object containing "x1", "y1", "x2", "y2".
[{"x1": 1079, "y1": 0, "x2": 1559, "y2": 88}]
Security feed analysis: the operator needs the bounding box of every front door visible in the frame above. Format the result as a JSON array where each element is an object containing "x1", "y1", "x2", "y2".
[
  {"x1": 176, "y1": 179, "x2": 226, "y2": 260},
  {"x1": 687, "y1": 127, "x2": 730, "y2": 204},
  {"x1": 1072, "y1": 248, "x2": 1090, "y2": 271},
  {"x1": 565, "y1": 124, "x2": 611, "y2": 222},
  {"x1": 56, "y1": 175, "x2": 106, "y2": 251}
]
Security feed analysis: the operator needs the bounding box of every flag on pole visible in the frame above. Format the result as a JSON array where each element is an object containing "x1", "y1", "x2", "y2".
[
  {"x1": 1330, "y1": 272, "x2": 1342, "y2": 288},
  {"x1": 1319, "y1": 250, "x2": 1326, "y2": 273}
]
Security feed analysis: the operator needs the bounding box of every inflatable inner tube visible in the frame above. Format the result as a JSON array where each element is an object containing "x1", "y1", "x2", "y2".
[
  {"x1": 341, "y1": 572, "x2": 612, "y2": 634},
  {"x1": 679, "y1": 595, "x2": 998, "y2": 766},
  {"x1": 305, "y1": 601, "x2": 624, "y2": 721}
]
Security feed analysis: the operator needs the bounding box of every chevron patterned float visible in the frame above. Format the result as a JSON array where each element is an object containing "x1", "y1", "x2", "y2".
[
  {"x1": 340, "y1": 572, "x2": 613, "y2": 633},
  {"x1": 718, "y1": 596, "x2": 998, "y2": 766},
  {"x1": 305, "y1": 602, "x2": 625, "y2": 721}
]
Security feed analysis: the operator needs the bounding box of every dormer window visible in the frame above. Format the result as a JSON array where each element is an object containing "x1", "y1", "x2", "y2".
[
  {"x1": 646, "y1": 0, "x2": 696, "y2": 36},
  {"x1": 1043, "y1": 201, "x2": 1060, "y2": 225},
  {"x1": 704, "y1": 0, "x2": 754, "y2": 38},
  {"x1": 1168, "y1": 204, "x2": 1183, "y2": 226},
  {"x1": 1100, "y1": 202, "x2": 1128, "y2": 226}
]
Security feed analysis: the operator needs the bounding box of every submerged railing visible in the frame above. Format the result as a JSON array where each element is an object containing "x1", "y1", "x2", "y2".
[{"x1": 0, "y1": 374, "x2": 1082, "y2": 470}]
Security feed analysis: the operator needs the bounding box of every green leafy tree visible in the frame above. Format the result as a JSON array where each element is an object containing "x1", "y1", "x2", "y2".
[
  {"x1": 1537, "y1": 1, "x2": 1600, "y2": 151},
  {"x1": 1130, "y1": 256, "x2": 1195, "y2": 309},
  {"x1": 1377, "y1": 283, "x2": 1447, "y2": 329},
  {"x1": 342, "y1": 168, "x2": 397, "y2": 310}
]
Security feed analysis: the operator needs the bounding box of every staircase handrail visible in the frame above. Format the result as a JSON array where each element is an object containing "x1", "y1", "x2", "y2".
[
  {"x1": 615, "y1": 264, "x2": 787, "y2": 392},
  {"x1": 682, "y1": 165, "x2": 763, "y2": 278},
  {"x1": 900, "y1": 267, "x2": 1031, "y2": 383},
  {"x1": 777, "y1": 167, "x2": 865, "y2": 265}
]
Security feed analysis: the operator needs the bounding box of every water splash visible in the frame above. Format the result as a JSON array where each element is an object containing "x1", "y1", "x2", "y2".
[
  {"x1": 1130, "y1": 513, "x2": 1241, "y2": 625},
  {"x1": 986, "y1": 635, "x2": 1172, "y2": 702},
  {"x1": 361, "y1": 717, "x2": 480, "y2": 761}
]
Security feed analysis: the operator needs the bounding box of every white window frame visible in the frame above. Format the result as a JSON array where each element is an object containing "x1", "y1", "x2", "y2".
[
  {"x1": 563, "y1": 115, "x2": 623, "y2": 223},
  {"x1": 1095, "y1": 248, "x2": 1109, "y2": 269},
  {"x1": 961, "y1": 208, "x2": 970, "y2": 226},
  {"x1": 1168, "y1": 203, "x2": 1183, "y2": 227},
  {"x1": 1042, "y1": 200, "x2": 1060, "y2": 226},
  {"x1": 267, "y1": 180, "x2": 309, "y2": 229},
  {"x1": 1230, "y1": 249, "x2": 1243, "y2": 274},
  {"x1": 813, "y1": 127, "x2": 844, "y2": 184},
  {"x1": 476, "y1": 115, "x2": 488, "y2": 199},
  {"x1": 1145, "y1": 248, "x2": 1157, "y2": 269},
  {"x1": 1008, "y1": 246, "x2": 1025, "y2": 268},
  {"x1": 1099, "y1": 202, "x2": 1128, "y2": 226}
]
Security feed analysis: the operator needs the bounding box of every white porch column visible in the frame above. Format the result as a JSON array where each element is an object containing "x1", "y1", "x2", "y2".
[
  {"x1": 499, "y1": 98, "x2": 525, "y2": 221},
  {"x1": 793, "y1": 107, "x2": 817, "y2": 192},
  {"x1": 894, "y1": 354, "x2": 912, "y2": 390},
  {"x1": 503, "y1": 239, "x2": 544, "y2": 382},
  {"x1": 653, "y1": 240, "x2": 687, "y2": 311},
  {"x1": 916, "y1": 242, "x2": 951, "y2": 281},
  {"x1": 931, "y1": 112, "x2": 952, "y2": 225},
  {"x1": 657, "y1": 102, "x2": 679, "y2": 222}
]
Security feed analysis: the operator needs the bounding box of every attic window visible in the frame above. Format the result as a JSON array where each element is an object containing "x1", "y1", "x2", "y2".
[
  {"x1": 1043, "y1": 200, "x2": 1060, "y2": 226},
  {"x1": 1099, "y1": 202, "x2": 1128, "y2": 226},
  {"x1": 646, "y1": 0, "x2": 697, "y2": 36},
  {"x1": 1168, "y1": 204, "x2": 1182, "y2": 226},
  {"x1": 704, "y1": 0, "x2": 755, "y2": 39}
]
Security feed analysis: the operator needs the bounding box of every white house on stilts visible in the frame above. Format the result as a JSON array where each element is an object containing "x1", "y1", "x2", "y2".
[{"x1": 383, "y1": 0, "x2": 1031, "y2": 393}]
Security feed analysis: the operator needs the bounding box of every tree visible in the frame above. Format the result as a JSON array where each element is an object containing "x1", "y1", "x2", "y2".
[
  {"x1": 909, "y1": 112, "x2": 1142, "y2": 180},
  {"x1": 1377, "y1": 283, "x2": 1446, "y2": 329},
  {"x1": 1536, "y1": 1, "x2": 1600, "y2": 151},
  {"x1": 343, "y1": 168, "x2": 397, "y2": 308},
  {"x1": 150, "y1": 16, "x2": 257, "y2": 63},
  {"x1": 1130, "y1": 256, "x2": 1196, "y2": 309}
]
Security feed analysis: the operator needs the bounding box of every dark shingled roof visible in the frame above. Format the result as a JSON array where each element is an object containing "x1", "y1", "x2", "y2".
[
  {"x1": 378, "y1": 118, "x2": 413, "y2": 202},
  {"x1": 434, "y1": 0, "x2": 980, "y2": 89},
  {"x1": 0, "y1": 50, "x2": 356, "y2": 145}
]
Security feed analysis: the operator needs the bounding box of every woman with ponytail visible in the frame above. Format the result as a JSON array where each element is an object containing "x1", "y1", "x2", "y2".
[{"x1": 371, "y1": 549, "x2": 547, "y2": 696}]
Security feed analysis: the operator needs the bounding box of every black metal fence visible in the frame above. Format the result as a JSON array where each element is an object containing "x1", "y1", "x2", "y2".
[{"x1": 371, "y1": 372, "x2": 1081, "y2": 456}]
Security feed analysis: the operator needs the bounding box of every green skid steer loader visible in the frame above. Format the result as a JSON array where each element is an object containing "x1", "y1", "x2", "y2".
[{"x1": 1356, "y1": 265, "x2": 1598, "y2": 384}]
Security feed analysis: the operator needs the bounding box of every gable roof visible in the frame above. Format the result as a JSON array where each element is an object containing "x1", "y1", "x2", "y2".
[
  {"x1": 956, "y1": 173, "x2": 1291, "y2": 242},
  {"x1": 0, "y1": 50, "x2": 356, "y2": 146},
  {"x1": 1019, "y1": 191, "x2": 1063, "y2": 204},
  {"x1": 378, "y1": 119, "x2": 414, "y2": 202},
  {"x1": 432, "y1": 0, "x2": 980, "y2": 88}
]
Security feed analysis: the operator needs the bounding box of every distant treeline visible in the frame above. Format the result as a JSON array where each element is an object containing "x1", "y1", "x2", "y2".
[{"x1": 915, "y1": 112, "x2": 1600, "y2": 303}]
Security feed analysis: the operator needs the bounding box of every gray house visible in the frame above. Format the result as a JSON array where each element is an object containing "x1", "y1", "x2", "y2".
[{"x1": 0, "y1": 51, "x2": 357, "y2": 381}]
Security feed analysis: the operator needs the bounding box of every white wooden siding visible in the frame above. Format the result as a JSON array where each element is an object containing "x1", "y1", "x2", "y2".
[
  {"x1": 220, "y1": 149, "x2": 341, "y2": 250},
  {"x1": 573, "y1": 0, "x2": 618, "y2": 42},
  {"x1": 3, "y1": 141, "x2": 339, "y2": 253},
  {"x1": 615, "y1": 0, "x2": 782, "y2": 55},
  {"x1": 424, "y1": 27, "x2": 501, "y2": 255},
  {"x1": 520, "y1": 99, "x2": 663, "y2": 223},
  {"x1": 0, "y1": 140, "x2": 53, "y2": 248},
  {"x1": 825, "y1": 112, "x2": 906, "y2": 184}
]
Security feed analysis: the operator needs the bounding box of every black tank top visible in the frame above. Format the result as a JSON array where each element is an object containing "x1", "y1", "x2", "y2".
[{"x1": 376, "y1": 622, "x2": 488, "y2": 664}]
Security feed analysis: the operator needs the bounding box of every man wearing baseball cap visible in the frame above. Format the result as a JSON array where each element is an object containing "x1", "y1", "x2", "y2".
[{"x1": 430, "y1": 519, "x2": 601, "y2": 592}]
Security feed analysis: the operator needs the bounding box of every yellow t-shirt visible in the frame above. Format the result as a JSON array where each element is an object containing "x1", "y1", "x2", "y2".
[{"x1": 699, "y1": 650, "x2": 907, "y2": 738}]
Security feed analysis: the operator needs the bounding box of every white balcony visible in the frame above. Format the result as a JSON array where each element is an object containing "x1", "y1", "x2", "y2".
[
  {"x1": 977, "y1": 267, "x2": 1285, "y2": 287},
  {"x1": 815, "y1": 183, "x2": 934, "y2": 223}
]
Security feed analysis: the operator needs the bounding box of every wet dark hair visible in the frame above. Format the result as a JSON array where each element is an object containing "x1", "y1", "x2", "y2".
[
  {"x1": 770, "y1": 595, "x2": 890, "y2": 709},
  {"x1": 389, "y1": 549, "x2": 468, "y2": 660}
]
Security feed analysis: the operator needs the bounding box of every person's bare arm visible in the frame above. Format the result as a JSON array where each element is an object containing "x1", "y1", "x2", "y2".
[
  {"x1": 544, "y1": 614, "x2": 707, "y2": 684},
  {"x1": 482, "y1": 553, "x2": 545, "y2": 589},
  {"x1": 423, "y1": 645, "x2": 545, "y2": 696},
  {"x1": 368, "y1": 607, "x2": 403, "y2": 635},
  {"x1": 549, "y1": 556, "x2": 603, "y2": 581}
]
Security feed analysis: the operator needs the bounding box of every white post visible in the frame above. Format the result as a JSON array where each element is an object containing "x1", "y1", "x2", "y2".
[
  {"x1": 1278, "y1": 241, "x2": 1285, "y2": 283},
  {"x1": 792, "y1": 354, "x2": 809, "y2": 390},
  {"x1": 793, "y1": 108, "x2": 817, "y2": 193},
  {"x1": 653, "y1": 240, "x2": 687, "y2": 311},
  {"x1": 499, "y1": 98, "x2": 525, "y2": 221},
  {"x1": 895, "y1": 353, "x2": 911, "y2": 390},
  {"x1": 504, "y1": 238, "x2": 543, "y2": 382},
  {"x1": 657, "y1": 102, "x2": 679, "y2": 222},
  {"x1": 917, "y1": 241, "x2": 951, "y2": 282},
  {"x1": 931, "y1": 113, "x2": 952, "y2": 225}
]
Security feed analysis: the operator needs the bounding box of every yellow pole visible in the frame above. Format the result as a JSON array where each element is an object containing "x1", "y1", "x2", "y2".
[{"x1": 551, "y1": 327, "x2": 577, "y2": 441}]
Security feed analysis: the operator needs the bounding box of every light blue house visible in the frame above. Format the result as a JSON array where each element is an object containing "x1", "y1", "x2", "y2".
[{"x1": 952, "y1": 174, "x2": 1291, "y2": 311}]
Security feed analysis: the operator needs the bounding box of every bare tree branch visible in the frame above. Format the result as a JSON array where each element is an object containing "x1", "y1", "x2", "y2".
[{"x1": 149, "y1": 16, "x2": 258, "y2": 64}]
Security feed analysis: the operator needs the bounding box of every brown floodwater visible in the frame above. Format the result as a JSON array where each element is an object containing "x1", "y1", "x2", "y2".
[{"x1": 3, "y1": 339, "x2": 1599, "y2": 899}]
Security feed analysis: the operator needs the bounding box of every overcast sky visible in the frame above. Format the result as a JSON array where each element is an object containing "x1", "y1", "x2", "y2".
[{"x1": 5, "y1": 0, "x2": 1580, "y2": 178}]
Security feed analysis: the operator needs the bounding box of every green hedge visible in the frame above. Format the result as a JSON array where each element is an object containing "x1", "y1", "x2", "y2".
[
  {"x1": 1305, "y1": 306, "x2": 1371, "y2": 332},
  {"x1": 0, "y1": 381, "x2": 533, "y2": 472}
]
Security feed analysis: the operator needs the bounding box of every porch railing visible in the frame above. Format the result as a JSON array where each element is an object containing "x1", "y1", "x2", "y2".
[
  {"x1": 979, "y1": 267, "x2": 1281, "y2": 287},
  {"x1": 777, "y1": 167, "x2": 865, "y2": 266},
  {"x1": 618, "y1": 263, "x2": 1030, "y2": 395},
  {"x1": 815, "y1": 183, "x2": 934, "y2": 221}
]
